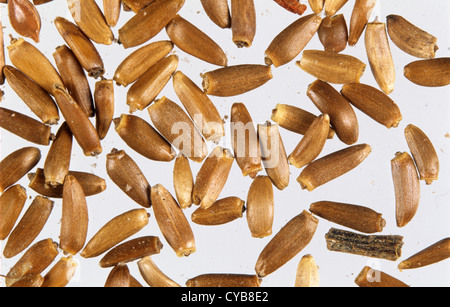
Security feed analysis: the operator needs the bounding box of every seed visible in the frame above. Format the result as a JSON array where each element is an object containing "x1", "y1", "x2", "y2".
[
  {"x1": 324, "y1": 0, "x2": 348, "y2": 16},
  {"x1": 246, "y1": 176, "x2": 274, "y2": 238},
  {"x1": 297, "y1": 144, "x2": 371, "y2": 191},
  {"x1": 201, "y1": 64, "x2": 273, "y2": 97},
  {"x1": 308, "y1": 0, "x2": 324, "y2": 14},
  {"x1": 317, "y1": 14, "x2": 348, "y2": 53},
  {"x1": 403, "y1": 58, "x2": 450, "y2": 87},
  {"x1": 404, "y1": 124, "x2": 439, "y2": 184},
  {"x1": 9, "y1": 273, "x2": 44, "y2": 287},
  {"x1": 348, "y1": 0, "x2": 377, "y2": 46},
  {"x1": 386, "y1": 14, "x2": 438, "y2": 59},
  {"x1": 121, "y1": 0, "x2": 155, "y2": 13},
  {"x1": 3, "y1": 195, "x2": 54, "y2": 258},
  {"x1": 307, "y1": 79, "x2": 359, "y2": 145},
  {"x1": 255, "y1": 210, "x2": 319, "y2": 278},
  {"x1": 99, "y1": 236, "x2": 163, "y2": 268},
  {"x1": 104, "y1": 264, "x2": 131, "y2": 288},
  {"x1": 230, "y1": 102, "x2": 263, "y2": 178},
  {"x1": 173, "y1": 153, "x2": 194, "y2": 209},
  {"x1": 80, "y1": 208, "x2": 150, "y2": 258},
  {"x1": 186, "y1": 274, "x2": 261, "y2": 287},
  {"x1": 273, "y1": 0, "x2": 307, "y2": 15},
  {"x1": 113, "y1": 40, "x2": 174, "y2": 87},
  {"x1": 200, "y1": 0, "x2": 231, "y2": 29},
  {"x1": 118, "y1": 0, "x2": 185, "y2": 49},
  {"x1": 113, "y1": 114, "x2": 176, "y2": 162},
  {"x1": 192, "y1": 146, "x2": 234, "y2": 208},
  {"x1": 127, "y1": 54, "x2": 178, "y2": 113},
  {"x1": 103, "y1": 0, "x2": 121, "y2": 27},
  {"x1": 43, "y1": 122, "x2": 73, "y2": 186},
  {"x1": 365, "y1": 21, "x2": 396, "y2": 94},
  {"x1": 355, "y1": 266, "x2": 409, "y2": 287},
  {"x1": 94, "y1": 79, "x2": 115, "y2": 140},
  {"x1": 53, "y1": 44, "x2": 95, "y2": 117},
  {"x1": 398, "y1": 237, "x2": 450, "y2": 270},
  {"x1": 288, "y1": 113, "x2": 330, "y2": 169},
  {"x1": 0, "y1": 16, "x2": 5, "y2": 85},
  {"x1": 391, "y1": 151, "x2": 421, "y2": 227},
  {"x1": 265, "y1": 13, "x2": 322, "y2": 67},
  {"x1": 166, "y1": 15, "x2": 228, "y2": 66},
  {"x1": 0, "y1": 185, "x2": 27, "y2": 240},
  {"x1": 137, "y1": 256, "x2": 181, "y2": 287},
  {"x1": 191, "y1": 196, "x2": 245, "y2": 226},
  {"x1": 297, "y1": 50, "x2": 366, "y2": 84},
  {"x1": 173, "y1": 71, "x2": 225, "y2": 143},
  {"x1": 41, "y1": 256, "x2": 77, "y2": 287},
  {"x1": 309, "y1": 201, "x2": 386, "y2": 233},
  {"x1": 325, "y1": 228, "x2": 404, "y2": 261},
  {"x1": 341, "y1": 83, "x2": 402, "y2": 128},
  {"x1": 230, "y1": 0, "x2": 256, "y2": 48},
  {"x1": 106, "y1": 148, "x2": 152, "y2": 209},
  {"x1": 295, "y1": 254, "x2": 320, "y2": 287},
  {"x1": 8, "y1": 0, "x2": 41, "y2": 43}
]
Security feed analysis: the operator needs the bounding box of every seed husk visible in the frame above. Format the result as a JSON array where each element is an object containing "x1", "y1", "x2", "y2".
[
  {"x1": 9, "y1": 273, "x2": 44, "y2": 287},
  {"x1": 391, "y1": 151, "x2": 421, "y2": 228},
  {"x1": 118, "y1": 0, "x2": 185, "y2": 49},
  {"x1": 246, "y1": 176, "x2": 274, "y2": 238},
  {"x1": 80, "y1": 208, "x2": 150, "y2": 258},
  {"x1": 297, "y1": 144, "x2": 371, "y2": 191},
  {"x1": 230, "y1": 0, "x2": 256, "y2": 48},
  {"x1": 386, "y1": 14, "x2": 438, "y2": 59},
  {"x1": 317, "y1": 14, "x2": 348, "y2": 53},
  {"x1": 99, "y1": 236, "x2": 163, "y2": 268},
  {"x1": 173, "y1": 71, "x2": 225, "y2": 143},
  {"x1": 355, "y1": 266, "x2": 409, "y2": 287},
  {"x1": 41, "y1": 256, "x2": 77, "y2": 287},
  {"x1": 201, "y1": 64, "x2": 273, "y2": 97},
  {"x1": 94, "y1": 79, "x2": 114, "y2": 140},
  {"x1": 151, "y1": 184, "x2": 196, "y2": 257},
  {"x1": 121, "y1": 0, "x2": 155, "y2": 13},
  {"x1": 113, "y1": 40, "x2": 174, "y2": 87},
  {"x1": 403, "y1": 58, "x2": 450, "y2": 87},
  {"x1": 0, "y1": 146, "x2": 41, "y2": 193},
  {"x1": 398, "y1": 237, "x2": 450, "y2": 270},
  {"x1": 103, "y1": 0, "x2": 121, "y2": 27},
  {"x1": 295, "y1": 254, "x2": 320, "y2": 287},
  {"x1": 4, "y1": 65, "x2": 60, "y2": 125},
  {"x1": 265, "y1": 13, "x2": 322, "y2": 67},
  {"x1": 166, "y1": 15, "x2": 228, "y2": 66},
  {"x1": 297, "y1": 50, "x2": 366, "y2": 84},
  {"x1": 173, "y1": 153, "x2": 194, "y2": 209},
  {"x1": 113, "y1": 114, "x2": 176, "y2": 162},
  {"x1": 348, "y1": 0, "x2": 377, "y2": 46},
  {"x1": 0, "y1": 185, "x2": 27, "y2": 240},
  {"x1": 106, "y1": 148, "x2": 152, "y2": 209},
  {"x1": 8, "y1": 0, "x2": 41, "y2": 43},
  {"x1": 127, "y1": 54, "x2": 179, "y2": 113},
  {"x1": 43, "y1": 122, "x2": 73, "y2": 186},
  {"x1": 104, "y1": 264, "x2": 131, "y2": 288},
  {"x1": 341, "y1": 83, "x2": 402, "y2": 128},
  {"x1": 191, "y1": 196, "x2": 245, "y2": 226},
  {"x1": 230, "y1": 102, "x2": 263, "y2": 178},
  {"x1": 186, "y1": 274, "x2": 261, "y2": 287},
  {"x1": 200, "y1": 0, "x2": 231, "y2": 29},
  {"x1": 324, "y1": 0, "x2": 349, "y2": 16},
  {"x1": 255, "y1": 210, "x2": 319, "y2": 278},
  {"x1": 192, "y1": 146, "x2": 234, "y2": 208},
  {"x1": 310, "y1": 201, "x2": 386, "y2": 233},
  {"x1": 137, "y1": 256, "x2": 181, "y2": 287},
  {"x1": 325, "y1": 228, "x2": 404, "y2": 261},
  {"x1": 404, "y1": 124, "x2": 439, "y2": 184},
  {"x1": 3, "y1": 195, "x2": 54, "y2": 258}
]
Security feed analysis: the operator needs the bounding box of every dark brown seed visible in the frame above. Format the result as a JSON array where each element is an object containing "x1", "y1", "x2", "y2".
[{"x1": 318, "y1": 14, "x2": 348, "y2": 53}]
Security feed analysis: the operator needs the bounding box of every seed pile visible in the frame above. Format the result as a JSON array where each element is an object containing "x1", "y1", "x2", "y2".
[{"x1": 0, "y1": 0, "x2": 449, "y2": 287}]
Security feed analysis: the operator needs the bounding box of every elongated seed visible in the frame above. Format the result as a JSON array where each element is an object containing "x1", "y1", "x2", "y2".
[
  {"x1": 231, "y1": 0, "x2": 256, "y2": 48},
  {"x1": 403, "y1": 58, "x2": 450, "y2": 87},
  {"x1": 191, "y1": 197, "x2": 245, "y2": 226},
  {"x1": 318, "y1": 14, "x2": 348, "y2": 53},
  {"x1": 41, "y1": 256, "x2": 77, "y2": 287},
  {"x1": 398, "y1": 238, "x2": 450, "y2": 270},
  {"x1": 0, "y1": 185, "x2": 27, "y2": 240},
  {"x1": 103, "y1": 0, "x2": 121, "y2": 28},
  {"x1": 8, "y1": 0, "x2": 41, "y2": 43},
  {"x1": 309, "y1": 0, "x2": 324, "y2": 14},
  {"x1": 355, "y1": 266, "x2": 409, "y2": 287},
  {"x1": 200, "y1": 0, "x2": 231, "y2": 29},
  {"x1": 94, "y1": 79, "x2": 115, "y2": 140},
  {"x1": 9, "y1": 274, "x2": 44, "y2": 288},
  {"x1": 246, "y1": 176, "x2": 274, "y2": 238},
  {"x1": 348, "y1": 0, "x2": 377, "y2": 46},
  {"x1": 324, "y1": 0, "x2": 348, "y2": 16},
  {"x1": 173, "y1": 153, "x2": 194, "y2": 209},
  {"x1": 295, "y1": 254, "x2": 320, "y2": 287},
  {"x1": 186, "y1": 274, "x2": 261, "y2": 287},
  {"x1": 138, "y1": 256, "x2": 181, "y2": 287}
]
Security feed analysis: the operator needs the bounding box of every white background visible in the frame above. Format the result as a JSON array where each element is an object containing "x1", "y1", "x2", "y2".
[{"x1": 0, "y1": 0, "x2": 449, "y2": 287}]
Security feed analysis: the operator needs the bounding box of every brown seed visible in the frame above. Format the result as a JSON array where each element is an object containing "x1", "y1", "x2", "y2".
[
  {"x1": 118, "y1": 0, "x2": 185, "y2": 49},
  {"x1": 255, "y1": 210, "x2": 319, "y2": 278},
  {"x1": 398, "y1": 237, "x2": 450, "y2": 270},
  {"x1": 200, "y1": 0, "x2": 231, "y2": 29},
  {"x1": 324, "y1": 0, "x2": 349, "y2": 16},
  {"x1": 295, "y1": 254, "x2": 320, "y2": 287},
  {"x1": 99, "y1": 236, "x2": 163, "y2": 268},
  {"x1": 246, "y1": 176, "x2": 274, "y2": 238},
  {"x1": 404, "y1": 124, "x2": 439, "y2": 184},
  {"x1": 297, "y1": 50, "x2": 366, "y2": 84},
  {"x1": 173, "y1": 71, "x2": 225, "y2": 143},
  {"x1": 317, "y1": 14, "x2": 348, "y2": 53},
  {"x1": 106, "y1": 148, "x2": 152, "y2": 209},
  {"x1": 113, "y1": 114, "x2": 176, "y2": 162},
  {"x1": 104, "y1": 264, "x2": 132, "y2": 287},
  {"x1": 192, "y1": 146, "x2": 234, "y2": 208},
  {"x1": 308, "y1": 0, "x2": 324, "y2": 14},
  {"x1": 33, "y1": 0, "x2": 53, "y2": 4},
  {"x1": 43, "y1": 122, "x2": 73, "y2": 186},
  {"x1": 80, "y1": 208, "x2": 150, "y2": 258},
  {"x1": 355, "y1": 266, "x2": 409, "y2": 287},
  {"x1": 3, "y1": 195, "x2": 54, "y2": 258},
  {"x1": 113, "y1": 40, "x2": 174, "y2": 87},
  {"x1": 186, "y1": 274, "x2": 261, "y2": 287},
  {"x1": 257, "y1": 122, "x2": 290, "y2": 190},
  {"x1": 348, "y1": 0, "x2": 377, "y2": 46},
  {"x1": 230, "y1": 102, "x2": 263, "y2": 178},
  {"x1": 8, "y1": 0, "x2": 41, "y2": 43},
  {"x1": 0, "y1": 185, "x2": 27, "y2": 240},
  {"x1": 151, "y1": 184, "x2": 196, "y2": 257},
  {"x1": 288, "y1": 113, "x2": 330, "y2": 169},
  {"x1": 391, "y1": 151, "x2": 421, "y2": 228},
  {"x1": 121, "y1": 0, "x2": 155, "y2": 13},
  {"x1": 403, "y1": 58, "x2": 450, "y2": 87},
  {"x1": 94, "y1": 79, "x2": 115, "y2": 140},
  {"x1": 0, "y1": 15, "x2": 5, "y2": 85},
  {"x1": 191, "y1": 196, "x2": 245, "y2": 226},
  {"x1": 265, "y1": 13, "x2": 322, "y2": 67},
  {"x1": 310, "y1": 201, "x2": 386, "y2": 233},
  {"x1": 173, "y1": 153, "x2": 194, "y2": 209},
  {"x1": 103, "y1": 0, "x2": 121, "y2": 27},
  {"x1": 307, "y1": 79, "x2": 359, "y2": 145},
  {"x1": 166, "y1": 15, "x2": 228, "y2": 66},
  {"x1": 138, "y1": 256, "x2": 181, "y2": 287},
  {"x1": 9, "y1": 273, "x2": 44, "y2": 287},
  {"x1": 297, "y1": 144, "x2": 371, "y2": 191},
  {"x1": 127, "y1": 54, "x2": 179, "y2": 113},
  {"x1": 230, "y1": 0, "x2": 256, "y2": 48},
  {"x1": 341, "y1": 83, "x2": 402, "y2": 128},
  {"x1": 41, "y1": 256, "x2": 77, "y2": 287}
]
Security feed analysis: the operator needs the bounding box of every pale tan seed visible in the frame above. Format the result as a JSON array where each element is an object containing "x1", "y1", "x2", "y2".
[
  {"x1": 324, "y1": 0, "x2": 349, "y2": 16},
  {"x1": 173, "y1": 153, "x2": 194, "y2": 209},
  {"x1": 191, "y1": 197, "x2": 245, "y2": 226},
  {"x1": 295, "y1": 254, "x2": 320, "y2": 287},
  {"x1": 138, "y1": 256, "x2": 181, "y2": 287},
  {"x1": 0, "y1": 185, "x2": 27, "y2": 240},
  {"x1": 308, "y1": 0, "x2": 324, "y2": 14},
  {"x1": 246, "y1": 176, "x2": 274, "y2": 238}
]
